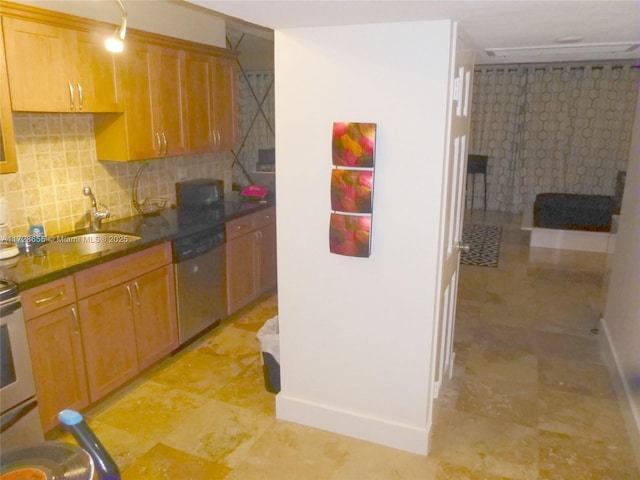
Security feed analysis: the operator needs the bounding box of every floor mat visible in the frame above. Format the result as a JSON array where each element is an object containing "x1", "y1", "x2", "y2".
[{"x1": 460, "y1": 224, "x2": 502, "y2": 268}]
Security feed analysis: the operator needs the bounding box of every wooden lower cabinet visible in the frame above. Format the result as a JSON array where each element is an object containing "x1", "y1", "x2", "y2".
[
  {"x1": 76, "y1": 244, "x2": 178, "y2": 402},
  {"x1": 226, "y1": 231, "x2": 259, "y2": 314},
  {"x1": 226, "y1": 207, "x2": 277, "y2": 315},
  {"x1": 24, "y1": 243, "x2": 178, "y2": 431},
  {"x1": 25, "y1": 305, "x2": 89, "y2": 432},
  {"x1": 132, "y1": 265, "x2": 178, "y2": 370},
  {"x1": 77, "y1": 283, "x2": 139, "y2": 402},
  {"x1": 257, "y1": 221, "x2": 278, "y2": 294}
]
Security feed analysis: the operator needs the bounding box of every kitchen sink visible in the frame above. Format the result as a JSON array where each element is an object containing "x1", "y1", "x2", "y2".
[{"x1": 40, "y1": 232, "x2": 142, "y2": 256}]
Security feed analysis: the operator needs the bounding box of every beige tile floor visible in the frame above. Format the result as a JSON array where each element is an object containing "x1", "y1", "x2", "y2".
[{"x1": 49, "y1": 211, "x2": 640, "y2": 479}]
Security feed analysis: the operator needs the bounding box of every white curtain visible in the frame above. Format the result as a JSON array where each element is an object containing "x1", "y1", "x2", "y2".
[{"x1": 469, "y1": 64, "x2": 639, "y2": 213}]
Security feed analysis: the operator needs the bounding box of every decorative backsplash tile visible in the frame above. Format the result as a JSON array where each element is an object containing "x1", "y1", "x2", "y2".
[{"x1": 0, "y1": 113, "x2": 233, "y2": 237}]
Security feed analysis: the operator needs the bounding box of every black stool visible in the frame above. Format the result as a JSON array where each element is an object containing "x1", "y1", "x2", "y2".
[{"x1": 467, "y1": 154, "x2": 488, "y2": 210}]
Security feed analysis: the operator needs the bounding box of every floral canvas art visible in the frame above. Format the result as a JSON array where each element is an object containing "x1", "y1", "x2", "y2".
[
  {"x1": 330, "y1": 169, "x2": 373, "y2": 214},
  {"x1": 332, "y1": 122, "x2": 377, "y2": 168},
  {"x1": 329, "y1": 122, "x2": 377, "y2": 257},
  {"x1": 329, "y1": 213, "x2": 372, "y2": 258}
]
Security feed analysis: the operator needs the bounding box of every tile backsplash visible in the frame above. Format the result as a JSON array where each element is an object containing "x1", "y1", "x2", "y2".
[{"x1": 0, "y1": 113, "x2": 233, "y2": 237}]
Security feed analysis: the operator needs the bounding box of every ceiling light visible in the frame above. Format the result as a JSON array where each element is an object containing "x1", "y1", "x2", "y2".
[
  {"x1": 486, "y1": 42, "x2": 639, "y2": 57},
  {"x1": 105, "y1": 0, "x2": 127, "y2": 53}
]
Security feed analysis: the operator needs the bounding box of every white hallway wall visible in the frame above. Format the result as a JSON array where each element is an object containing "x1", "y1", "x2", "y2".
[
  {"x1": 602, "y1": 96, "x2": 640, "y2": 466},
  {"x1": 274, "y1": 20, "x2": 454, "y2": 454}
]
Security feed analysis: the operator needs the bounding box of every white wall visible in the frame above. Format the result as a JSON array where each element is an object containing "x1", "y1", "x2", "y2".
[
  {"x1": 274, "y1": 20, "x2": 454, "y2": 455},
  {"x1": 601, "y1": 96, "x2": 640, "y2": 466}
]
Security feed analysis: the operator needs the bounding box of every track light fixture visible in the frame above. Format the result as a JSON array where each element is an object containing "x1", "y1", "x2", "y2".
[{"x1": 105, "y1": 0, "x2": 127, "y2": 53}]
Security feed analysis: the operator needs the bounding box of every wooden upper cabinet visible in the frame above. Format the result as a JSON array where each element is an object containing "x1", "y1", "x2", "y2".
[
  {"x1": 95, "y1": 40, "x2": 188, "y2": 161},
  {"x1": 1, "y1": 16, "x2": 122, "y2": 113},
  {"x1": 1, "y1": 2, "x2": 236, "y2": 161},
  {"x1": 211, "y1": 56, "x2": 237, "y2": 151},
  {"x1": 75, "y1": 30, "x2": 122, "y2": 112},
  {"x1": 185, "y1": 51, "x2": 213, "y2": 153},
  {"x1": 152, "y1": 44, "x2": 188, "y2": 157},
  {"x1": 184, "y1": 51, "x2": 237, "y2": 153},
  {"x1": 0, "y1": 20, "x2": 17, "y2": 173},
  {"x1": 109, "y1": 40, "x2": 156, "y2": 160}
]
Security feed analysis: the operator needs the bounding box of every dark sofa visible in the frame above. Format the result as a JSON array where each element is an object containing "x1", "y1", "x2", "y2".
[{"x1": 534, "y1": 193, "x2": 616, "y2": 232}]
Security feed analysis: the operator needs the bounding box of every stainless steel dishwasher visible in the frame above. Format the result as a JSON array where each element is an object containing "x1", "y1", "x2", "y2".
[{"x1": 172, "y1": 224, "x2": 226, "y2": 345}]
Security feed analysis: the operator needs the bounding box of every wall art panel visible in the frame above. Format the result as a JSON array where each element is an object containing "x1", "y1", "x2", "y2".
[{"x1": 329, "y1": 122, "x2": 376, "y2": 258}]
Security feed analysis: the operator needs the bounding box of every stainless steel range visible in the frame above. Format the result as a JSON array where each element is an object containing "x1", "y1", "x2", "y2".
[{"x1": 0, "y1": 279, "x2": 44, "y2": 450}]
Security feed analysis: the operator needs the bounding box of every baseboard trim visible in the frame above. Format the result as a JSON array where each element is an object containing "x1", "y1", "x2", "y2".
[
  {"x1": 530, "y1": 227, "x2": 615, "y2": 253},
  {"x1": 600, "y1": 318, "x2": 640, "y2": 470},
  {"x1": 275, "y1": 394, "x2": 430, "y2": 455}
]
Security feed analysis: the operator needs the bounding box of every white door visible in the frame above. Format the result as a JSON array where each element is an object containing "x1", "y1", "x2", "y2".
[{"x1": 432, "y1": 27, "x2": 474, "y2": 399}]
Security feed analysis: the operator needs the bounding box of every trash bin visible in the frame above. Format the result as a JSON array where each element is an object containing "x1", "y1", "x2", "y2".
[{"x1": 257, "y1": 316, "x2": 280, "y2": 393}]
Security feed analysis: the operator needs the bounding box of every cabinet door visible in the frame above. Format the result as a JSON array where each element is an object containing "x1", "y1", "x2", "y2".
[
  {"x1": 132, "y1": 266, "x2": 178, "y2": 370},
  {"x1": 0, "y1": 21, "x2": 17, "y2": 173},
  {"x1": 75, "y1": 30, "x2": 122, "y2": 112},
  {"x1": 185, "y1": 51, "x2": 213, "y2": 153},
  {"x1": 226, "y1": 232, "x2": 258, "y2": 314},
  {"x1": 78, "y1": 284, "x2": 139, "y2": 402},
  {"x1": 152, "y1": 45, "x2": 188, "y2": 156},
  {"x1": 211, "y1": 56, "x2": 237, "y2": 151},
  {"x1": 25, "y1": 306, "x2": 89, "y2": 431},
  {"x1": 2, "y1": 17, "x2": 76, "y2": 112},
  {"x1": 258, "y1": 222, "x2": 278, "y2": 294},
  {"x1": 120, "y1": 40, "x2": 157, "y2": 159}
]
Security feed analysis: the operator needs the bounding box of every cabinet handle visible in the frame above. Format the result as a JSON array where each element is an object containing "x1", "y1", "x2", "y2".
[
  {"x1": 77, "y1": 82, "x2": 83, "y2": 110},
  {"x1": 134, "y1": 281, "x2": 141, "y2": 307},
  {"x1": 68, "y1": 82, "x2": 74, "y2": 110},
  {"x1": 34, "y1": 290, "x2": 64, "y2": 305},
  {"x1": 155, "y1": 133, "x2": 162, "y2": 155},
  {"x1": 161, "y1": 132, "x2": 168, "y2": 155},
  {"x1": 71, "y1": 306, "x2": 80, "y2": 334},
  {"x1": 216, "y1": 130, "x2": 221, "y2": 147},
  {"x1": 126, "y1": 284, "x2": 133, "y2": 309}
]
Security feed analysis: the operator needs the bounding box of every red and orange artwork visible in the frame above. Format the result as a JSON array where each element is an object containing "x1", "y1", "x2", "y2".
[
  {"x1": 332, "y1": 122, "x2": 376, "y2": 168},
  {"x1": 329, "y1": 213, "x2": 372, "y2": 258},
  {"x1": 330, "y1": 169, "x2": 373, "y2": 214}
]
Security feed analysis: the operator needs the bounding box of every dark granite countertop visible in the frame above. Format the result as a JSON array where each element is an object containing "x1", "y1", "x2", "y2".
[{"x1": 0, "y1": 198, "x2": 273, "y2": 292}]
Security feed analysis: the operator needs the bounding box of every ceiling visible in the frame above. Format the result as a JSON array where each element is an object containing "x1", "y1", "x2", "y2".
[{"x1": 186, "y1": 0, "x2": 640, "y2": 65}]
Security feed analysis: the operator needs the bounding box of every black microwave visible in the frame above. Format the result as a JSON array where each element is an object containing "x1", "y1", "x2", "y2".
[{"x1": 176, "y1": 179, "x2": 224, "y2": 207}]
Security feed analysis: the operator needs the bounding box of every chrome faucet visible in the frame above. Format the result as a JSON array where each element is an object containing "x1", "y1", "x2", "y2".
[{"x1": 83, "y1": 186, "x2": 110, "y2": 230}]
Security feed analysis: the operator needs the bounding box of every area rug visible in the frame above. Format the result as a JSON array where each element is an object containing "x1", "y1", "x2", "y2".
[{"x1": 460, "y1": 224, "x2": 502, "y2": 268}]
